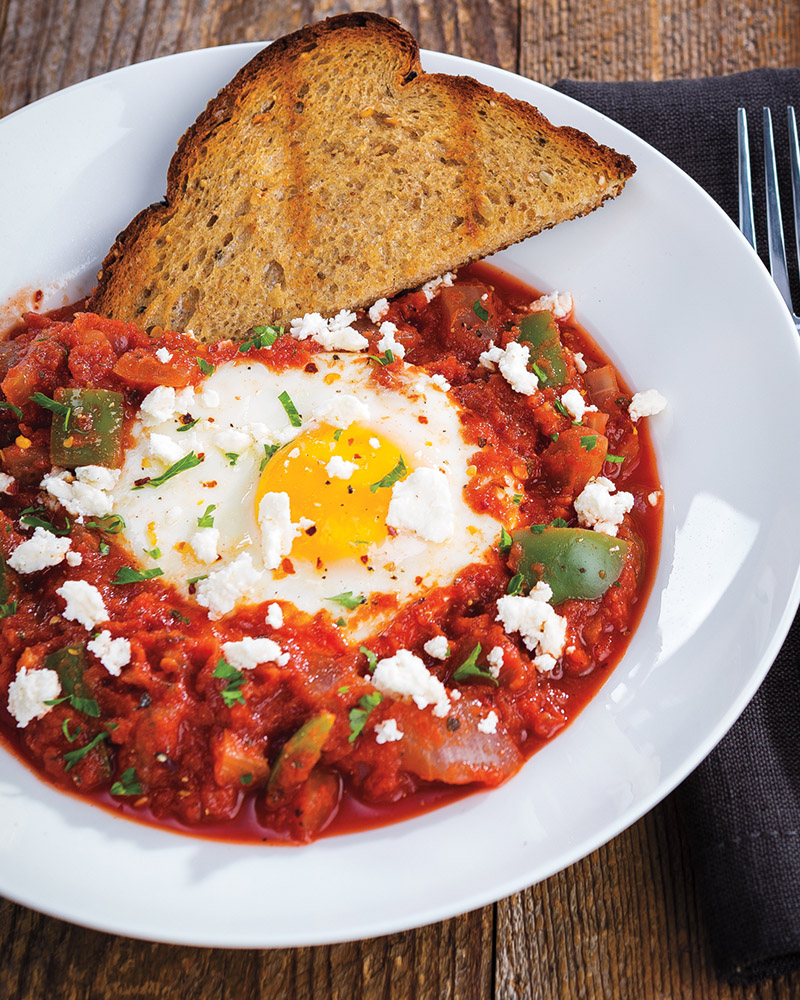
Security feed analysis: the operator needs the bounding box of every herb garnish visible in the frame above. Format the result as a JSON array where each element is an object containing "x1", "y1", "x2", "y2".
[
  {"x1": 0, "y1": 401, "x2": 23, "y2": 420},
  {"x1": 580, "y1": 434, "x2": 598, "y2": 452},
  {"x1": 213, "y1": 658, "x2": 246, "y2": 707},
  {"x1": 328, "y1": 591, "x2": 366, "y2": 610},
  {"x1": 238, "y1": 325, "x2": 284, "y2": 352},
  {"x1": 473, "y1": 300, "x2": 489, "y2": 322},
  {"x1": 348, "y1": 692, "x2": 383, "y2": 743},
  {"x1": 278, "y1": 390, "x2": 303, "y2": 427},
  {"x1": 197, "y1": 504, "x2": 216, "y2": 528},
  {"x1": 370, "y1": 456, "x2": 406, "y2": 493},
  {"x1": 260, "y1": 443, "x2": 279, "y2": 471},
  {"x1": 0, "y1": 601, "x2": 18, "y2": 619},
  {"x1": 63, "y1": 731, "x2": 109, "y2": 772},
  {"x1": 29, "y1": 391, "x2": 72, "y2": 430},
  {"x1": 452, "y1": 643, "x2": 498, "y2": 685},
  {"x1": 177, "y1": 417, "x2": 199, "y2": 432},
  {"x1": 99, "y1": 541, "x2": 110, "y2": 556},
  {"x1": 112, "y1": 566, "x2": 164, "y2": 585},
  {"x1": 240, "y1": 773, "x2": 254, "y2": 786},
  {"x1": 169, "y1": 609, "x2": 191, "y2": 624},
  {"x1": 507, "y1": 573, "x2": 525, "y2": 595},
  {"x1": 132, "y1": 451, "x2": 203, "y2": 490},
  {"x1": 224, "y1": 452, "x2": 239, "y2": 466},
  {"x1": 61, "y1": 718, "x2": 81, "y2": 743},
  {"x1": 110, "y1": 766, "x2": 143, "y2": 797},
  {"x1": 196, "y1": 357, "x2": 215, "y2": 376},
  {"x1": 20, "y1": 508, "x2": 71, "y2": 535},
  {"x1": 367, "y1": 350, "x2": 394, "y2": 366},
  {"x1": 144, "y1": 546, "x2": 162, "y2": 560},
  {"x1": 86, "y1": 513, "x2": 126, "y2": 534},
  {"x1": 498, "y1": 527, "x2": 513, "y2": 555},
  {"x1": 360, "y1": 646, "x2": 378, "y2": 672},
  {"x1": 605, "y1": 454, "x2": 625, "y2": 464}
]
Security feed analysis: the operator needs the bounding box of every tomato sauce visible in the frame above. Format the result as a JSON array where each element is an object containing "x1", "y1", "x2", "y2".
[{"x1": 0, "y1": 263, "x2": 662, "y2": 844}]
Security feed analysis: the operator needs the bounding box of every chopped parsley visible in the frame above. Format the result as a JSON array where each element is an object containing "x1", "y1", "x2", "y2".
[
  {"x1": 86, "y1": 513, "x2": 126, "y2": 534},
  {"x1": 498, "y1": 526, "x2": 513, "y2": 555},
  {"x1": 507, "y1": 573, "x2": 525, "y2": 595},
  {"x1": 0, "y1": 400, "x2": 23, "y2": 420},
  {"x1": 144, "y1": 546, "x2": 162, "y2": 560},
  {"x1": 367, "y1": 350, "x2": 394, "y2": 366},
  {"x1": 473, "y1": 299, "x2": 489, "y2": 322},
  {"x1": 132, "y1": 451, "x2": 203, "y2": 490},
  {"x1": 177, "y1": 417, "x2": 199, "y2": 432},
  {"x1": 112, "y1": 566, "x2": 164, "y2": 585},
  {"x1": 224, "y1": 452, "x2": 240, "y2": 466},
  {"x1": 197, "y1": 504, "x2": 216, "y2": 528},
  {"x1": 99, "y1": 540, "x2": 110, "y2": 556},
  {"x1": 239, "y1": 773, "x2": 254, "y2": 786},
  {"x1": 110, "y1": 766, "x2": 143, "y2": 797},
  {"x1": 550, "y1": 517, "x2": 568, "y2": 528},
  {"x1": 238, "y1": 325, "x2": 284, "y2": 352},
  {"x1": 335, "y1": 617, "x2": 347, "y2": 627},
  {"x1": 360, "y1": 646, "x2": 378, "y2": 672},
  {"x1": 333, "y1": 428, "x2": 343, "y2": 442},
  {"x1": 213, "y1": 658, "x2": 245, "y2": 707},
  {"x1": 169, "y1": 609, "x2": 190, "y2": 625},
  {"x1": 260, "y1": 443, "x2": 279, "y2": 471},
  {"x1": 327, "y1": 591, "x2": 365, "y2": 610},
  {"x1": 29, "y1": 391, "x2": 72, "y2": 430},
  {"x1": 20, "y1": 506, "x2": 71, "y2": 535},
  {"x1": 452, "y1": 643, "x2": 498, "y2": 685},
  {"x1": 278, "y1": 390, "x2": 302, "y2": 427},
  {"x1": 605, "y1": 454, "x2": 625, "y2": 464},
  {"x1": 348, "y1": 692, "x2": 383, "y2": 743},
  {"x1": 511, "y1": 493, "x2": 523, "y2": 505},
  {"x1": 370, "y1": 456, "x2": 406, "y2": 493},
  {"x1": 532, "y1": 362, "x2": 548, "y2": 383},
  {"x1": 61, "y1": 718, "x2": 81, "y2": 743},
  {"x1": 196, "y1": 357, "x2": 215, "y2": 376},
  {"x1": 0, "y1": 601, "x2": 18, "y2": 619},
  {"x1": 580, "y1": 434, "x2": 598, "y2": 452},
  {"x1": 63, "y1": 731, "x2": 109, "y2": 772},
  {"x1": 187, "y1": 574, "x2": 208, "y2": 586}
]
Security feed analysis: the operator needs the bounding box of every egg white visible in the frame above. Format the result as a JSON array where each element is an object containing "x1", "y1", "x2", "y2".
[{"x1": 109, "y1": 355, "x2": 501, "y2": 638}]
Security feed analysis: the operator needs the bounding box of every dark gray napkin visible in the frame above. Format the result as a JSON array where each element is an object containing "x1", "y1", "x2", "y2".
[{"x1": 552, "y1": 69, "x2": 800, "y2": 983}]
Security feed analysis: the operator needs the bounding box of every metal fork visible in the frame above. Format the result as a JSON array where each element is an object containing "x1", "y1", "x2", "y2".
[{"x1": 738, "y1": 106, "x2": 800, "y2": 331}]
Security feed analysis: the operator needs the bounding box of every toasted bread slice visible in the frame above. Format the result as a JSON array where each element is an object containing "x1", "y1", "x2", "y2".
[{"x1": 88, "y1": 13, "x2": 635, "y2": 343}]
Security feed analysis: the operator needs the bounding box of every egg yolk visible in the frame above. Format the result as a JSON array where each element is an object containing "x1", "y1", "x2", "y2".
[{"x1": 255, "y1": 423, "x2": 408, "y2": 564}]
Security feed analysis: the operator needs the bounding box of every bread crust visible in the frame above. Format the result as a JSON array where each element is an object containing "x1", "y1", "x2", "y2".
[{"x1": 89, "y1": 13, "x2": 635, "y2": 342}]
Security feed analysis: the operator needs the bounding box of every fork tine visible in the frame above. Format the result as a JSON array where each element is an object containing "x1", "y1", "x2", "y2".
[
  {"x1": 788, "y1": 106, "x2": 800, "y2": 289},
  {"x1": 763, "y1": 107, "x2": 794, "y2": 312},
  {"x1": 738, "y1": 108, "x2": 756, "y2": 250}
]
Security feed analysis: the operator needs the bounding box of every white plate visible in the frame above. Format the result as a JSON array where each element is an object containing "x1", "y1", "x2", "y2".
[{"x1": 1, "y1": 44, "x2": 800, "y2": 948}]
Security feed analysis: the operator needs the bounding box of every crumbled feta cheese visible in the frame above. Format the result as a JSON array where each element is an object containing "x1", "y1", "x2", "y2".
[
  {"x1": 368, "y1": 298, "x2": 390, "y2": 323},
  {"x1": 560, "y1": 388, "x2": 597, "y2": 423},
  {"x1": 387, "y1": 468, "x2": 454, "y2": 543},
  {"x1": 7, "y1": 667, "x2": 61, "y2": 728},
  {"x1": 173, "y1": 386, "x2": 196, "y2": 412},
  {"x1": 87, "y1": 630, "x2": 131, "y2": 676},
  {"x1": 574, "y1": 475, "x2": 634, "y2": 536},
  {"x1": 155, "y1": 347, "x2": 173, "y2": 363},
  {"x1": 477, "y1": 710, "x2": 498, "y2": 734},
  {"x1": 41, "y1": 466, "x2": 120, "y2": 519},
  {"x1": 430, "y1": 373, "x2": 451, "y2": 391},
  {"x1": 195, "y1": 553, "x2": 264, "y2": 619},
  {"x1": 56, "y1": 580, "x2": 108, "y2": 630},
  {"x1": 147, "y1": 432, "x2": 186, "y2": 466},
  {"x1": 573, "y1": 352, "x2": 587, "y2": 373},
  {"x1": 496, "y1": 583, "x2": 567, "y2": 672},
  {"x1": 213, "y1": 427, "x2": 253, "y2": 454},
  {"x1": 190, "y1": 526, "x2": 220, "y2": 564},
  {"x1": 648, "y1": 491, "x2": 661, "y2": 507},
  {"x1": 530, "y1": 290, "x2": 573, "y2": 319},
  {"x1": 65, "y1": 550, "x2": 83, "y2": 567},
  {"x1": 290, "y1": 310, "x2": 368, "y2": 352},
  {"x1": 222, "y1": 636, "x2": 289, "y2": 670},
  {"x1": 629, "y1": 389, "x2": 667, "y2": 422},
  {"x1": 325, "y1": 455, "x2": 357, "y2": 480},
  {"x1": 369, "y1": 437, "x2": 380, "y2": 449},
  {"x1": 8, "y1": 527, "x2": 71, "y2": 573},
  {"x1": 266, "y1": 603, "x2": 284, "y2": 629},
  {"x1": 377, "y1": 321, "x2": 405, "y2": 359},
  {"x1": 423, "y1": 635, "x2": 450, "y2": 660},
  {"x1": 421, "y1": 272, "x2": 455, "y2": 302},
  {"x1": 313, "y1": 393, "x2": 371, "y2": 430},
  {"x1": 200, "y1": 387, "x2": 220, "y2": 409},
  {"x1": 0, "y1": 472, "x2": 14, "y2": 494},
  {"x1": 486, "y1": 646, "x2": 504, "y2": 678},
  {"x1": 479, "y1": 341, "x2": 539, "y2": 395},
  {"x1": 140, "y1": 385, "x2": 177, "y2": 425},
  {"x1": 374, "y1": 718, "x2": 404, "y2": 744},
  {"x1": 372, "y1": 649, "x2": 451, "y2": 717},
  {"x1": 257, "y1": 492, "x2": 299, "y2": 570}
]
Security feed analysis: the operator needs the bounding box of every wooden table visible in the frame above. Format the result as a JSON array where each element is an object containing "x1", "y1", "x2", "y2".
[{"x1": 1, "y1": 2, "x2": 799, "y2": 997}]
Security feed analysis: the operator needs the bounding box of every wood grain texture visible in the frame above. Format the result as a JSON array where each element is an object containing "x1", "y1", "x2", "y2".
[{"x1": 2, "y1": 2, "x2": 800, "y2": 998}]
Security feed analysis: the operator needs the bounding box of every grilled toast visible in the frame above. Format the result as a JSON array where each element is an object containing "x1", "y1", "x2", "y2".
[{"x1": 88, "y1": 13, "x2": 635, "y2": 343}]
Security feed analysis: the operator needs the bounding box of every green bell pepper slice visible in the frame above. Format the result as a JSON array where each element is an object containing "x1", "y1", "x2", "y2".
[
  {"x1": 50, "y1": 388, "x2": 124, "y2": 468},
  {"x1": 510, "y1": 526, "x2": 629, "y2": 605},
  {"x1": 266, "y1": 711, "x2": 335, "y2": 808},
  {"x1": 517, "y1": 312, "x2": 568, "y2": 387}
]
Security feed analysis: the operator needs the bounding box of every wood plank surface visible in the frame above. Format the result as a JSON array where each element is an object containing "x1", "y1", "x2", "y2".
[{"x1": 2, "y1": 2, "x2": 800, "y2": 998}]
